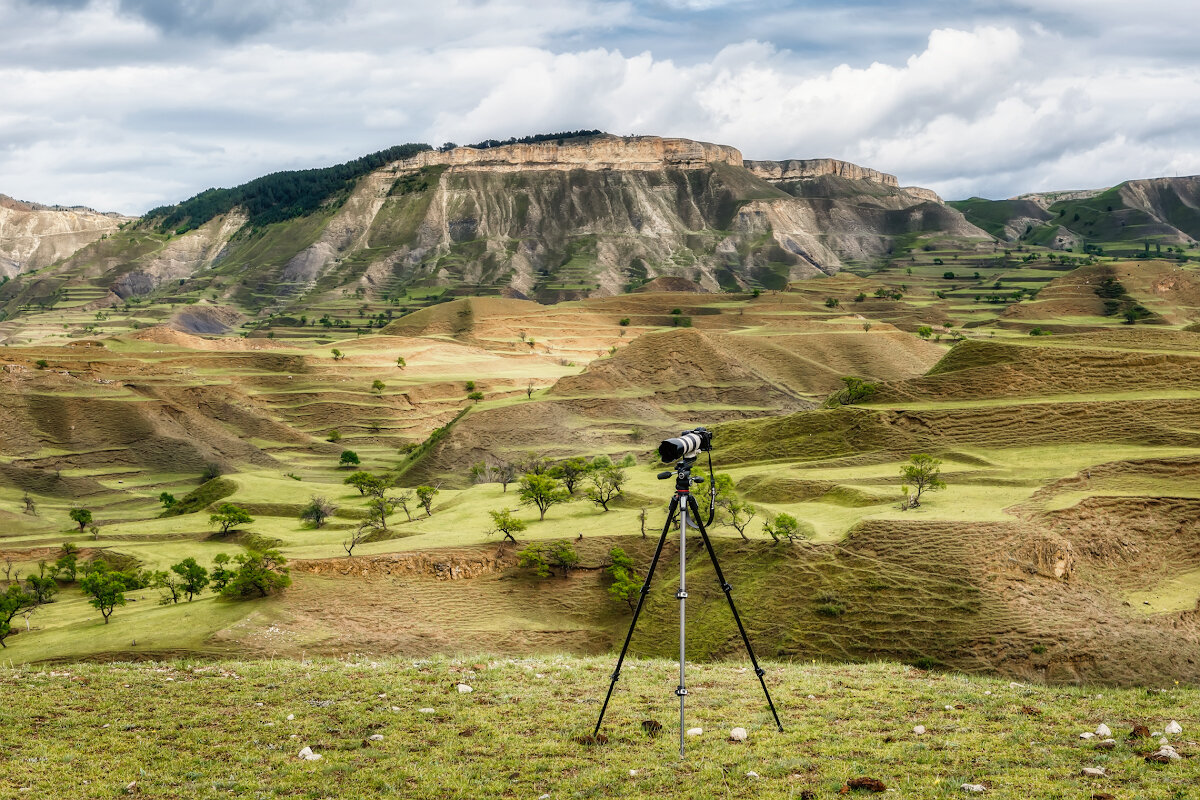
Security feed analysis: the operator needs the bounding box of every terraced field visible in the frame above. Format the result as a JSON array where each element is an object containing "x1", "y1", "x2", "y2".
[{"x1": 2, "y1": 260, "x2": 1200, "y2": 690}]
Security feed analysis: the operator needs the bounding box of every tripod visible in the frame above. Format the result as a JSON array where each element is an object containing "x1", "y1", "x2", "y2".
[{"x1": 593, "y1": 455, "x2": 783, "y2": 756}]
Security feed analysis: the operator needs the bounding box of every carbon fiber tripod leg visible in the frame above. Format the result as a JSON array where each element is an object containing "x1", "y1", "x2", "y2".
[
  {"x1": 593, "y1": 494, "x2": 680, "y2": 737},
  {"x1": 686, "y1": 494, "x2": 784, "y2": 732}
]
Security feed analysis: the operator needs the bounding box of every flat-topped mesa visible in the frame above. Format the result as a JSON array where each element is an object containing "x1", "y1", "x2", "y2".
[
  {"x1": 745, "y1": 158, "x2": 900, "y2": 186},
  {"x1": 392, "y1": 135, "x2": 743, "y2": 173}
]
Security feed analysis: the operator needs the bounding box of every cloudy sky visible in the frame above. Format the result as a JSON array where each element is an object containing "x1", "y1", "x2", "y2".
[{"x1": 4, "y1": 0, "x2": 1200, "y2": 214}]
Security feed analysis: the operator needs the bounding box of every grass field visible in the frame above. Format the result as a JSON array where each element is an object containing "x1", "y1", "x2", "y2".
[{"x1": 2, "y1": 655, "x2": 1197, "y2": 799}]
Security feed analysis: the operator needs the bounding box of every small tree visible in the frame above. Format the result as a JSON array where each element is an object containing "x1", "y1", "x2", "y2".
[
  {"x1": 364, "y1": 496, "x2": 395, "y2": 532},
  {"x1": 834, "y1": 376, "x2": 877, "y2": 405},
  {"x1": 372, "y1": 379, "x2": 386, "y2": 395},
  {"x1": 210, "y1": 554, "x2": 234, "y2": 592},
  {"x1": 300, "y1": 496, "x2": 337, "y2": 528},
  {"x1": 26, "y1": 563, "x2": 58, "y2": 604},
  {"x1": 201, "y1": 462, "x2": 223, "y2": 482},
  {"x1": 486, "y1": 508, "x2": 527, "y2": 543},
  {"x1": 221, "y1": 549, "x2": 291, "y2": 598},
  {"x1": 209, "y1": 503, "x2": 253, "y2": 534},
  {"x1": 517, "y1": 543, "x2": 551, "y2": 578},
  {"x1": 344, "y1": 471, "x2": 385, "y2": 496},
  {"x1": 605, "y1": 547, "x2": 640, "y2": 611},
  {"x1": 638, "y1": 507, "x2": 648, "y2": 538},
  {"x1": 415, "y1": 485, "x2": 440, "y2": 516},
  {"x1": 900, "y1": 453, "x2": 946, "y2": 509},
  {"x1": 172, "y1": 558, "x2": 209, "y2": 601},
  {"x1": 548, "y1": 541, "x2": 580, "y2": 577},
  {"x1": 394, "y1": 490, "x2": 415, "y2": 522},
  {"x1": 396, "y1": 356, "x2": 406, "y2": 369},
  {"x1": 762, "y1": 512, "x2": 802, "y2": 544},
  {"x1": 519, "y1": 473, "x2": 570, "y2": 521},
  {"x1": 721, "y1": 496, "x2": 758, "y2": 540},
  {"x1": 917, "y1": 326, "x2": 933, "y2": 339},
  {"x1": 21, "y1": 493, "x2": 37, "y2": 516},
  {"x1": 0, "y1": 583, "x2": 38, "y2": 647},
  {"x1": 343, "y1": 521, "x2": 376, "y2": 557},
  {"x1": 54, "y1": 543, "x2": 81, "y2": 582},
  {"x1": 331, "y1": 348, "x2": 344, "y2": 361},
  {"x1": 467, "y1": 390, "x2": 484, "y2": 401},
  {"x1": 69, "y1": 508, "x2": 92, "y2": 532},
  {"x1": 549, "y1": 457, "x2": 591, "y2": 494},
  {"x1": 159, "y1": 492, "x2": 176, "y2": 510},
  {"x1": 339, "y1": 450, "x2": 361, "y2": 468},
  {"x1": 80, "y1": 570, "x2": 127, "y2": 623},
  {"x1": 585, "y1": 465, "x2": 626, "y2": 511},
  {"x1": 152, "y1": 569, "x2": 184, "y2": 604},
  {"x1": 525, "y1": 379, "x2": 535, "y2": 399}
]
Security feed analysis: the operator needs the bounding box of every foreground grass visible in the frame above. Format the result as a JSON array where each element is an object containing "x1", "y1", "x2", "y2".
[{"x1": 2, "y1": 656, "x2": 1196, "y2": 799}]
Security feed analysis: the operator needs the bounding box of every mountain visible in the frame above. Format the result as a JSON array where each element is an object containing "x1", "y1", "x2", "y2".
[
  {"x1": 0, "y1": 194, "x2": 131, "y2": 278},
  {"x1": 0, "y1": 134, "x2": 985, "y2": 318},
  {"x1": 950, "y1": 176, "x2": 1200, "y2": 255}
]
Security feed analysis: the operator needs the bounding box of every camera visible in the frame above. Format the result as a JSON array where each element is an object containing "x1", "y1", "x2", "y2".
[{"x1": 658, "y1": 427, "x2": 713, "y2": 462}]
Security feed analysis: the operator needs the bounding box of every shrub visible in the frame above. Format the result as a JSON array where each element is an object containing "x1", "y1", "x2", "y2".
[
  {"x1": 220, "y1": 549, "x2": 291, "y2": 599},
  {"x1": 209, "y1": 503, "x2": 254, "y2": 534},
  {"x1": 339, "y1": 450, "x2": 361, "y2": 467},
  {"x1": 618, "y1": 317, "x2": 630, "y2": 326}
]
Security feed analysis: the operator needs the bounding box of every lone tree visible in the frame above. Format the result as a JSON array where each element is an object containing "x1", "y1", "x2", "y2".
[
  {"x1": 486, "y1": 508, "x2": 527, "y2": 543},
  {"x1": 605, "y1": 547, "x2": 641, "y2": 610},
  {"x1": 159, "y1": 492, "x2": 176, "y2": 510},
  {"x1": 585, "y1": 464, "x2": 626, "y2": 512},
  {"x1": 900, "y1": 453, "x2": 946, "y2": 509},
  {"x1": 415, "y1": 485, "x2": 440, "y2": 516},
  {"x1": 343, "y1": 521, "x2": 377, "y2": 557},
  {"x1": 396, "y1": 356, "x2": 406, "y2": 369},
  {"x1": 69, "y1": 508, "x2": 92, "y2": 532},
  {"x1": 300, "y1": 496, "x2": 337, "y2": 528},
  {"x1": 339, "y1": 450, "x2": 361, "y2": 468},
  {"x1": 331, "y1": 348, "x2": 345, "y2": 361},
  {"x1": 220, "y1": 549, "x2": 291, "y2": 599},
  {"x1": 344, "y1": 471, "x2": 385, "y2": 496},
  {"x1": 371, "y1": 379, "x2": 386, "y2": 395},
  {"x1": 209, "y1": 503, "x2": 254, "y2": 534},
  {"x1": 518, "y1": 473, "x2": 570, "y2": 521},
  {"x1": 833, "y1": 376, "x2": 877, "y2": 405},
  {"x1": 762, "y1": 512, "x2": 803, "y2": 544},
  {"x1": 22, "y1": 493, "x2": 37, "y2": 516},
  {"x1": 171, "y1": 558, "x2": 209, "y2": 601},
  {"x1": 0, "y1": 583, "x2": 38, "y2": 647},
  {"x1": 79, "y1": 570, "x2": 127, "y2": 623}
]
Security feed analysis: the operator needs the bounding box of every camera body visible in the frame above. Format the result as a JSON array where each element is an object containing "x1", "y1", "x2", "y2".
[{"x1": 658, "y1": 427, "x2": 714, "y2": 462}]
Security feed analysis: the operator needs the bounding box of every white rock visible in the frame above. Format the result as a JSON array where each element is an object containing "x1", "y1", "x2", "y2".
[
  {"x1": 539, "y1": 794, "x2": 551, "y2": 799},
  {"x1": 961, "y1": 783, "x2": 986, "y2": 793},
  {"x1": 1160, "y1": 737, "x2": 1170, "y2": 746},
  {"x1": 1165, "y1": 720, "x2": 1183, "y2": 735},
  {"x1": 1095, "y1": 724, "x2": 1112, "y2": 737},
  {"x1": 1149, "y1": 745, "x2": 1182, "y2": 761},
  {"x1": 1079, "y1": 732, "x2": 1095, "y2": 740},
  {"x1": 686, "y1": 727, "x2": 704, "y2": 737},
  {"x1": 806, "y1": 694, "x2": 816, "y2": 700},
  {"x1": 298, "y1": 746, "x2": 322, "y2": 761},
  {"x1": 368, "y1": 734, "x2": 384, "y2": 741},
  {"x1": 984, "y1": 691, "x2": 992, "y2": 696},
  {"x1": 1009, "y1": 681, "x2": 1025, "y2": 688},
  {"x1": 286, "y1": 714, "x2": 295, "y2": 721},
  {"x1": 730, "y1": 727, "x2": 748, "y2": 742},
  {"x1": 456, "y1": 684, "x2": 473, "y2": 693},
  {"x1": 1081, "y1": 767, "x2": 1106, "y2": 777},
  {"x1": 629, "y1": 769, "x2": 638, "y2": 776},
  {"x1": 944, "y1": 705, "x2": 954, "y2": 711},
  {"x1": 745, "y1": 771, "x2": 759, "y2": 778},
  {"x1": 418, "y1": 707, "x2": 436, "y2": 714},
  {"x1": 913, "y1": 725, "x2": 927, "y2": 735}
]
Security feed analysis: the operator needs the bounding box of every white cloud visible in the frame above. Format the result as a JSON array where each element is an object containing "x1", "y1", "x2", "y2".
[{"x1": 3, "y1": 0, "x2": 1200, "y2": 212}]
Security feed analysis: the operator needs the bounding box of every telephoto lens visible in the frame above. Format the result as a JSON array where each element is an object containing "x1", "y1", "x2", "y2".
[{"x1": 657, "y1": 428, "x2": 711, "y2": 462}]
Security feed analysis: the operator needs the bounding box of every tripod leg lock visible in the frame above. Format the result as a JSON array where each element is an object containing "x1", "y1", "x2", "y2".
[
  {"x1": 721, "y1": 582, "x2": 732, "y2": 594},
  {"x1": 675, "y1": 591, "x2": 688, "y2": 599},
  {"x1": 754, "y1": 667, "x2": 765, "y2": 678},
  {"x1": 610, "y1": 672, "x2": 620, "y2": 682},
  {"x1": 675, "y1": 687, "x2": 689, "y2": 697}
]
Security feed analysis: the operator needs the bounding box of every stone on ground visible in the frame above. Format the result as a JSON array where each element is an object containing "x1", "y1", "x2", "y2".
[
  {"x1": 730, "y1": 727, "x2": 748, "y2": 742},
  {"x1": 686, "y1": 727, "x2": 703, "y2": 737},
  {"x1": 961, "y1": 784, "x2": 986, "y2": 793},
  {"x1": 1081, "y1": 767, "x2": 1106, "y2": 777},
  {"x1": 1095, "y1": 724, "x2": 1112, "y2": 737},
  {"x1": 913, "y1": 725, "x2": 927, "y2": 735},
  {"x1": 298, "y1": 746, "x2": 322, "y2": 761},
  {"x1": 1164, "y1": 720, "x2": 1183, "y2": 735},
  {"x1": 456, "y1": 684, "x2": 473, "y2": 693}
]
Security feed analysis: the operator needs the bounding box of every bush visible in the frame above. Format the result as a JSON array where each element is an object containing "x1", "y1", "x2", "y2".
[
  {"x1": 209, "y1": 503, "x2": 254, "y2": 534},
  {"x1": 339, "y1": 450, "x2": 360, "y2": 467},
  {"x1": 219, "y1": 549, "x2": 291, "y2": 599},
  {"x1": 618, "y1": 318, "x2": 630, "y2": 326}
]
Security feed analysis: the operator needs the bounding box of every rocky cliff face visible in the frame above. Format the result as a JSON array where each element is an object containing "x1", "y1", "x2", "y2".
[
  {"x1": 0, "y1": 195, "x2": 131, "y2": 277},
  {"x1": 3, "y1": 136, "x2": 988, "y2": 314}
]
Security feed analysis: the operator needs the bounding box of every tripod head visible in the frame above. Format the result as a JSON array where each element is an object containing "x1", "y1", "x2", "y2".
[{"x1": 657, "y1": 456, "x2": 702, "y2": 491}]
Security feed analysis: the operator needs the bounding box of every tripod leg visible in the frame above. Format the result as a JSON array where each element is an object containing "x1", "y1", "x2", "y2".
[
  {"x1": 686, "y1": 495, "x2": 784, "y2": 732},
  {"x1": 593, "y1": 495, "x2": 680, "y2": 737}
]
